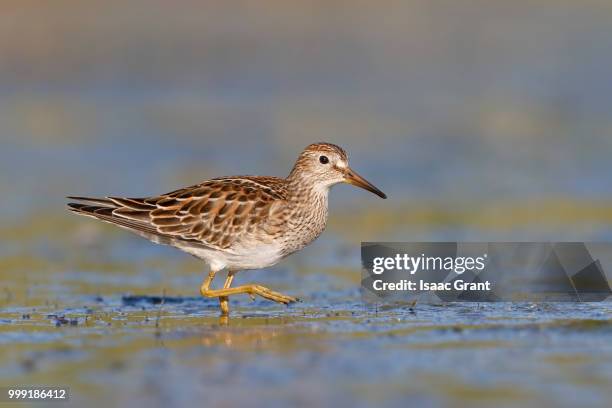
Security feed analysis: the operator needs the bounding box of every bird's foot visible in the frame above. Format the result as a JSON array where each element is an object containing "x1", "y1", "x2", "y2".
[
  {"x1": 248, "y1": 285, "x2": 299, "y2": 305},
  {"x1": 201, "y1": 283, "x2": 299, "y2": 308}
]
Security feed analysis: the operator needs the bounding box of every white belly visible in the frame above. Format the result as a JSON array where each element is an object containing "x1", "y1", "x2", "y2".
[{"x1": 180, "y1": 242, "x2": 285, "y2": 271}]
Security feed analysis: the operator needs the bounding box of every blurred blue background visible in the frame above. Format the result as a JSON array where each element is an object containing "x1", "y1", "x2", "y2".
[{"x1": 1, "y1": 1, "x2": 611, "y2": 230}]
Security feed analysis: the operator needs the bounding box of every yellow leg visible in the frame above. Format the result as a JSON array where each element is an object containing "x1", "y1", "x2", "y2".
[
  {"x1": 219, "y1": 271, "x2": 235, "y2": 315},
  {"x1": 200, "y1": 269, "x2": 299, "y2": 311}
]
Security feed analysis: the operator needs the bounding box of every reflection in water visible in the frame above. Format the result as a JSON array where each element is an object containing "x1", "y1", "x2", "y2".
[{"x1": 199, "y1": 320, "x2": 282, "y2": 349}]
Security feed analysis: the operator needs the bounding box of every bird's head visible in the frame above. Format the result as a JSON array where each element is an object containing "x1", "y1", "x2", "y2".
[{"x1": 288, "y1": 142, "x2": 387, "y2": 199}]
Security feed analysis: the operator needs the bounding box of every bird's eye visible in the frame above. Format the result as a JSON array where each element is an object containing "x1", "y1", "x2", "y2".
[{"x1": 319, "y1": 155, "x2": 329, "y2": 164}]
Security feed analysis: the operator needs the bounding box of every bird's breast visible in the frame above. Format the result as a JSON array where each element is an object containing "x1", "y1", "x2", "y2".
[{"x1": 278, "y1": 193, "x2": 329, "y2": 255}]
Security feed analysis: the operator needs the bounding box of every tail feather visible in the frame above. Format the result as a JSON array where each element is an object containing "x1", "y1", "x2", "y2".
[
  {"x1": 108, "y1": 197, "x2": 155, "y2": 211},
  {"x1": 66, "y1": 196, "x2": 115, "y2": 206},
  {"x1": 67, "y1": 197, "x2": 168, "y2": 243},
  {"x1": 67, "y1": 202, "x2": 114, "y2": 216},
  {"x1": 66, "y1": 195, "x2": 204, "y2": 247}
]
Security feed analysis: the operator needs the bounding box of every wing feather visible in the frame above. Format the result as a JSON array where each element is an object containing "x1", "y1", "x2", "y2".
[{"x1": 67, "y1": 176, "x2": 288, "y2": 251}]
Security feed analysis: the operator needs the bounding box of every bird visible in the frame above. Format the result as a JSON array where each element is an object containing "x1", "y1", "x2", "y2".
[{"x1": 67, "y1": 142, "x2": 386, "y2": 315}]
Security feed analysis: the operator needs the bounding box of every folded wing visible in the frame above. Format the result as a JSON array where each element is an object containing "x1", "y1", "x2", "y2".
[{"x1": 67, "y1": 177, "x2": 287, "y2": 251}]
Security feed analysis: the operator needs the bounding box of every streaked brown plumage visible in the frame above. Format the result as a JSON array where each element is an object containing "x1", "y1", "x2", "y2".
[{"x1": 68, "y1": 142, "x2": 386, "y2": 315}]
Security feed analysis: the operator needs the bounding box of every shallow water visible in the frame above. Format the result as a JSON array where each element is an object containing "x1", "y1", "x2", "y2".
[
  {"x1": 2, "y1": 293, "x2": 612, "y2": 408},
  {"x1": 1, "y1": 217, "x2": 611, "y2": 408}
]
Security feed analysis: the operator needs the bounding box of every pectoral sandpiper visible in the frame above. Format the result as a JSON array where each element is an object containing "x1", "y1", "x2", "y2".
[{"x1": 68, "y1": 143, "x2": 386, "y2": 315}]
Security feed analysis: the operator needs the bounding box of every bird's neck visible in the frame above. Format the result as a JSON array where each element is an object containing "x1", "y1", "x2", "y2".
[
  {"x1": 281, "y1": 176, "x2": 330, "y2": 252},
  {"x1": 285, "y1": 176, "x2": 330, "y2": 206}
]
